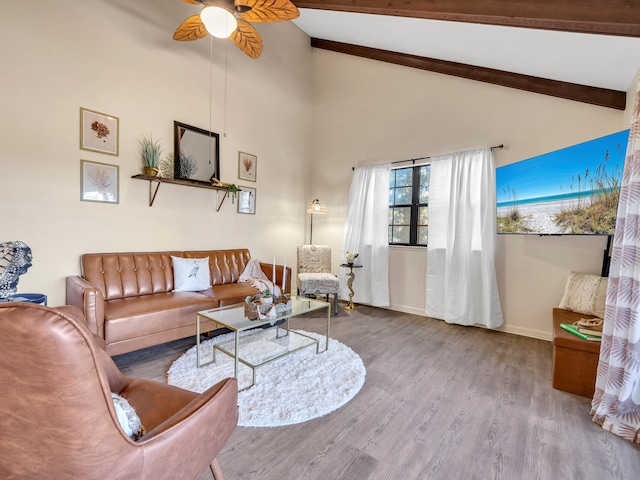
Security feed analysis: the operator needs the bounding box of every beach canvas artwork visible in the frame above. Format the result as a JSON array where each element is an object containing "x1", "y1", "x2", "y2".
[{"x1": 496, "y1": 130, "x2": 630, "y2": 235}]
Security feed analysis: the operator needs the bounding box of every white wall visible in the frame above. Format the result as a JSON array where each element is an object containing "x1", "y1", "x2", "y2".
[
  {"x1": 3, "y1": 1, "x2": 635, "y2": 339},
  {"x1": 625, "y1": 67, "x2": 640, "y2": 125},
  {"x1": 310, "y1": 50, "x2": 627, "y2": 340},
  {"x1": 1, "y1": 0, "x2": 312, "y2": 305}
]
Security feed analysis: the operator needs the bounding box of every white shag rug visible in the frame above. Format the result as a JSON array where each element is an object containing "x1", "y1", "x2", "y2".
[{"x1": 167, "y1": 329, "x2": 366, "y2": 427}]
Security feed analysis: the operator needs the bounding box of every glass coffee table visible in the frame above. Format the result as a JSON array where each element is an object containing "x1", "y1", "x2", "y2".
[{"x1": 196, "y1": 295, "x2": 331, "y2": 390}]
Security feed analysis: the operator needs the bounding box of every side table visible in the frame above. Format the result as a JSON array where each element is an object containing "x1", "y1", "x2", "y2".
[
  {"x1": 0, "y1": 293, "x2": 48, "y2": 306},
  {"x1": 340, "y1": 263, "x2": 362, "y2": 310},
  {"x1": 552, "y1": 308, "x2": 600, "y2": 397}
]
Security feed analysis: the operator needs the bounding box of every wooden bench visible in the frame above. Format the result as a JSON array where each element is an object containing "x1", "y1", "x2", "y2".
[{"x1": 552, "y1": 308, "x2": 601, "y2": 398}]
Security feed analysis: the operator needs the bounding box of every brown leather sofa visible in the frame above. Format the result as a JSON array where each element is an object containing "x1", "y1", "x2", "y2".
[
  {"x1": 0, "y1": 302, "x2": 238, "y2": 480},
  {"x1": 66, "y1": 249, "x2": 291, "y2": 356}
]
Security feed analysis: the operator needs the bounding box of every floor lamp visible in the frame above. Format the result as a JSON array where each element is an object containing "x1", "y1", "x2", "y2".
[{"x1": 307, "y1": 199, "x2": 327, "y2": 245}]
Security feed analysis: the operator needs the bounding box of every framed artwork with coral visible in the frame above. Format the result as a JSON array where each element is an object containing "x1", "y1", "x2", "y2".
[
  {"x1": 80, "y1": 160, "x2": 119, "y2": 204},
  {"x1": 238, "y1": 151, "x2": 257, "y2": 182},
  {"x1": 80, "y1": 107, "x2": 119, "y2": 156}
]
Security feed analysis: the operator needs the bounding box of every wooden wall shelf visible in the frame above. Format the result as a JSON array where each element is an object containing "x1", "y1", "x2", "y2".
[{"x1": 131, "y1": 174, "x2": 230, "y2": 210}]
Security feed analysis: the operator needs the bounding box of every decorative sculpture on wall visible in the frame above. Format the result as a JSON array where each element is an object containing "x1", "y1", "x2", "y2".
[{"x1": 0, "y1": 241, "x2": 33, "y2": 299}]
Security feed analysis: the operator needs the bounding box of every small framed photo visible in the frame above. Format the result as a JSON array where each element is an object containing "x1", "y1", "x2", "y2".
[
  {"x1": 80, "y1": 107, "x2": 119, "y2": 156},
  {"x1": 238, "y1": 151, "x2": 257, "y2": 182},
  {"x1": 80, "y1": 160, "x2": 119, "y2": 204},
  {"x1": 237, "y1": 186, "x2": 256, "y2": 215}
]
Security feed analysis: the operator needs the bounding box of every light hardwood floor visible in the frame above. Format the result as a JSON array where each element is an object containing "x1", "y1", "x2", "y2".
[{"x1": 114, "y1": 305, "x2": 640, "y2": 480}]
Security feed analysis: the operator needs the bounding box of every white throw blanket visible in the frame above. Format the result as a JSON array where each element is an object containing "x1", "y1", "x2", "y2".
[{"x1": 239, "y1": 259, "x2": 281, "y2": 296}]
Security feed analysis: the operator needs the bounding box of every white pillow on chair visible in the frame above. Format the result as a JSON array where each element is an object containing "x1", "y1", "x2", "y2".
[{"x1": 112, "y1": 392, "x2": 144, "y2": 440}]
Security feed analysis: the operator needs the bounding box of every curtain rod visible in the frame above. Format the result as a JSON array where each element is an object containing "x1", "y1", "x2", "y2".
[{"x1": 351, "y1": 144, "x2": 504, "y2": 170}]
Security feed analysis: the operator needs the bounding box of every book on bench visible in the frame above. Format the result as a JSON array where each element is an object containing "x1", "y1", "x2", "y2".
[
  {"x1": 559, "y1": 323, "x2": 602, "y2": 341},
  {"x1": 578, "y1": 327, "x2": 602, "y2": 337}
]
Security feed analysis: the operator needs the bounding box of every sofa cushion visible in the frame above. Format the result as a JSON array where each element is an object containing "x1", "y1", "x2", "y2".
[
  {"x1": 558, "y1": 272, "x2": 607, "y2": 319},
  {"x1": 297, "y1": 272, "x2": 340, "y2": 294},
  {"x1": 198, "y1": 283, "x2": 261, "y2": 306},
  {"x1": 104, "y1": 292, "x2": 217, "y2": 343},
  {"x1": 172, "y1": 256, "x2": 211, "y2": 292}
]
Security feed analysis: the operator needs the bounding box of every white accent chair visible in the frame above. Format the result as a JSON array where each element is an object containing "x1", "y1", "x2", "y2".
[{"x1": 297, "y1": 245, "x2": 339, "y2": 314}]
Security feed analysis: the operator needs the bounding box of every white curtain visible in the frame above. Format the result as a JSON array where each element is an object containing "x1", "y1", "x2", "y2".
[
  {"x1": 591, "y1": 85, "x2": 640, "y2": 443},
  {"x1": 340, "y1": 164, "x2": 391, "y2": 307},
  {"x1": 425, "y1": 148, "x2": 504, "y2": 328}
]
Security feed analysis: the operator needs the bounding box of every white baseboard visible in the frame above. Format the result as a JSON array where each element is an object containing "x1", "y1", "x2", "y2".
[
  {"x1": 387, "y1": 303, "x2": 552, "y2": 342},
  {"x1": 496, "y1": 324, "x2": 552, "y2": 342},
  {"x1": 386, "y1": 303, "x2": 426, "y2": 317}
]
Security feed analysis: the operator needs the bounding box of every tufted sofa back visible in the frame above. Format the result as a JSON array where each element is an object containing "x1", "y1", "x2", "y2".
[
  {"x1": 81, "y1": 249, "x2": 252, "y2": 300},
  {"x1": 184, "y1": 249, "x2": 252, "y2": 286}
]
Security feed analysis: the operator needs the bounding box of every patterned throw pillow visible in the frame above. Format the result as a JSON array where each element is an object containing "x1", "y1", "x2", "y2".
[
  {"x1": 558, "y1": 272, "x2": 607, "y2": 319},
  {"x1": 592, "y1": 277, "x2": 608, "y2": 319},
  {"x1": 172, "y1": 256, "x2": 211, "y2": 292},
  {"x1": 111, "y1": 392, "x2": 144, "y2": 440}
]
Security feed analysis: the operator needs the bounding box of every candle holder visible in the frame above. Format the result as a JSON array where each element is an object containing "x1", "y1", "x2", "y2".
[{"x1": 244, "y1": 294, "x2": 292, "y2": 320}]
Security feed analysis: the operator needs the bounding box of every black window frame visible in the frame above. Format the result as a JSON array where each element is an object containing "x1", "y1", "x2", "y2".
[{"x1": 388, "y1": 164, "x2": 430, "y2": 246}]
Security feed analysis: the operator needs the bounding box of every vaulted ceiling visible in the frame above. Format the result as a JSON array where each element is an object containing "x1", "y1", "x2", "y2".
[{"x1": 292, "y1": 1, "x2": 640, "y2": 110}]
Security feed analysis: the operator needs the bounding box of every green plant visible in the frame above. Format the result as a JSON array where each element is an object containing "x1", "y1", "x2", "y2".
[
  {"x1": 497, "y1": 185, "x2": 532, "y2": 233},
  {"x1": 138, "y1": 135, "x2": 164, "y2": 168},
  {"x1": 227, "y1": 183, "x2": 238, "y2": 203},
  {"x1": 554, "y1": 151, "x2": 622, "y2": 234}
]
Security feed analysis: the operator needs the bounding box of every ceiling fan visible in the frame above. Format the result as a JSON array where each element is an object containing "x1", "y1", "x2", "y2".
[{"x1": 173, "y1": 0, "x2": 300, "y2": 59}]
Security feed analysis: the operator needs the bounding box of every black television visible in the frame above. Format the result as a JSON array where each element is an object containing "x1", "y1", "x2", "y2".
[{"x1": 496, "y1": 130, "x2": 629, "y2": 235}]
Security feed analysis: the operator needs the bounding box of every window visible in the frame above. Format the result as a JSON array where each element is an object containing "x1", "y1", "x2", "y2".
[{"x1": 388, "y1": 165, "x2": 430, "y2": 246}]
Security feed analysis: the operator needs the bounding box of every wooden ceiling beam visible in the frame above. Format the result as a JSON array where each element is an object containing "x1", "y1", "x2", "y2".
[
  {"x1": 311, "y1": 39, "x2": 627, "y2": 110},
  {"x1": 295, "y1": 0, "x2": 640, "y2": 37}
]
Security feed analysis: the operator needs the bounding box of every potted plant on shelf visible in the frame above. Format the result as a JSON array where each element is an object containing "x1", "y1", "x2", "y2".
[
  {"x1": 138, "y1": 135, "x2": 163, "y2": 177},
  {"x1": 227, "y1": 183, "x2": 238, "y2": 203},
  {"x1": 210, "y1": 178, "x2": 239, "y2": 205}
]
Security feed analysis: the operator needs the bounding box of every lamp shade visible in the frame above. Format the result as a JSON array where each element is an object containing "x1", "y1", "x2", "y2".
[
  {"x1": 307, "y1": 199, "x2": 327, "y2": 214},
  {"x1": 200, "y1": 6, "x2": 237, "y2": 38}
]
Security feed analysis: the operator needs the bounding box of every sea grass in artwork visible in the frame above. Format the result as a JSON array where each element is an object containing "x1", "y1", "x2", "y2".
[{"x1": 496, "y1": 130, "x2": 629, "y2": 235}]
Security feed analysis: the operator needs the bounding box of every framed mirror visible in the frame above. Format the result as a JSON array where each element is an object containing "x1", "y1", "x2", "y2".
[{"x1": 173, "y1": 121, "x2": 220, "y2": 184}]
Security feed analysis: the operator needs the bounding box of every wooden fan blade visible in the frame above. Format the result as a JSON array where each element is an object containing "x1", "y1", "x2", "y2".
[
  {"x1": 230, "y1": 18, "x2": 263, "y2": 58},
  {"x1": 235, "y1": 0, "x2": 299, "y2": 23},
  {"x1": 181, "y1": 0, "x2": 203, "y2": 4},
  {"x1": 173, "y1": 14, "x2": 208, "y2": 41}
]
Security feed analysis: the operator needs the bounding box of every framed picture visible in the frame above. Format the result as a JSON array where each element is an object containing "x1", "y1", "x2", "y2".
[
  {"x1": 174, "y1": 121, "x2": 219, "y2": 184},
  {"x1": 80, "y1": 160, "x2": 119, "y2": 204},
  {"x1": 238, "y1": 151, "x2": 257, "y2": 182},
  {"x1": 237, "y1": 186, "x2": 256, "y2": 214},
  {"x1": 80, "y1": 107, "x2": 119, "y2": 156}
]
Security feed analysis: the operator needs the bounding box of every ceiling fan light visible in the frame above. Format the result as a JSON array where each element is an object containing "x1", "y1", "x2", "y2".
[{"x1": 201, "y1": 6, "x2": 237, "y2": 38}]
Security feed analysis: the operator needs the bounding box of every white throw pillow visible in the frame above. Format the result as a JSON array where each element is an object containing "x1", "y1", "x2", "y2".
[
  {"x1": 592, "y1": 277, "x2": 608, "y2": 319},
  {"x1": 558, "y1": 272, "x2": 606, "y2": 318},
  {"x1": 172, "y1": 256, "x2": 211, "y2": 292},
  {"x1": 112, "y1": 392, "x2": 144, "y2": 440}
]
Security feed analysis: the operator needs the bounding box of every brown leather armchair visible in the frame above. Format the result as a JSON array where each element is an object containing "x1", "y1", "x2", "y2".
[{"x1": 0, "y1": 302, "x2": 238, "y2": 479}]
